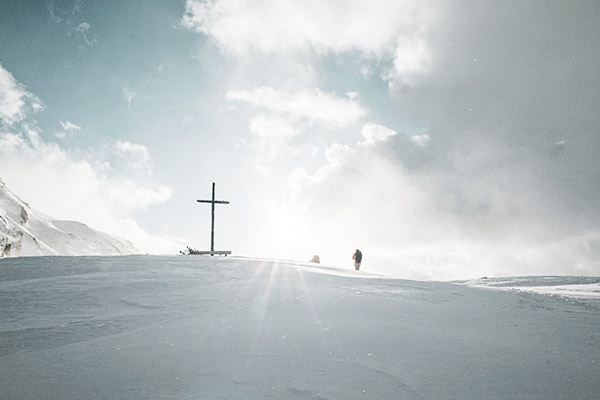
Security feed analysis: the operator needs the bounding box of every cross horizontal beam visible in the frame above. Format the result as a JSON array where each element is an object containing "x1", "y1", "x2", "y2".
[{"x1": 196, "y1": 200, "x2": 230, "y2": 204}]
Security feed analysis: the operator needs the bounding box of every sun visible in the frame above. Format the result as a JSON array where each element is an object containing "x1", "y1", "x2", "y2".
[{"x1": 261, "y1": 210, "x2": 313, "y2": 261}]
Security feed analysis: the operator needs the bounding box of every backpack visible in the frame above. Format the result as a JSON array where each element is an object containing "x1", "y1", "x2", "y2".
[{"x1": 355, "y1": 250, "x2": 362, "y2": 263}]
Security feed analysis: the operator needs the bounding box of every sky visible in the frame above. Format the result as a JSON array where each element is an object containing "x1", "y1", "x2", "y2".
[{"x1": 1, "y1": 0, "x2": 599, "y2": 280}]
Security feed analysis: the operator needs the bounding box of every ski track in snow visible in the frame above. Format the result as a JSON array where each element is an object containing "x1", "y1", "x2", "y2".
[{"x1": 1, "y1": 255, "x2": 599, "y2": 400}]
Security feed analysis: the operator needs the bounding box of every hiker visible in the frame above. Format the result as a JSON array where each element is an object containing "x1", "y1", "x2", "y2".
[{"x1": 352, "y1": 249, "x2": 362, "y2": 271}]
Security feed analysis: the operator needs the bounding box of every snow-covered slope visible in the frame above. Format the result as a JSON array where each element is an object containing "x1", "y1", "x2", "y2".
[
  {"x1": 1, "y1": 256, "x2": 598, "y2": 399},
  {"x1": 0, "y1": 178, "x2": 138, "y2": 257}
]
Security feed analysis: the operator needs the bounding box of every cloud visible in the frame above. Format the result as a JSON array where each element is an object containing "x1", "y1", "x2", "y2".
[
  {"x1": 0, "y1": 132, "x2": 26, "y2": 153},
  {"x1": 55, "y1": 120, "x2": 82, "y2": 138},
  {"x1": 183, "y1": 0, "x2": 430, "y2": 54},
  {"x1": 60, "y1": 120, "x2": 81, "y2": 132},
  {"x1": 360, "y1": 123, "x2": 397, "y2": 145},
  {"x1": 238, "y1": 114, "x2": 301, "y2": 175},
  {"x1": 183, "y1": 0, "x2": 437, "y2": 86},
  {"x1": 411, "y1": 134, "x2": 430, "y2": 147},
  {"x1": 123, "y1": 86, "x2": 136, "y2": 109},
  {"x1": 249, "y1": 114, "x2": 299, "y2": 140},
  {"x1": 388, "y1": 0, "x2": 600, "y2": 227},
  {"x1": 229, "y1": 86, "x2": 368, "y2": 175},
  {"x1": 114, "y1": 140, "x2": 154, "y2": 176},
  {"x1": 227, "y1": 86, "x2": 367, "y2": 128},
  {"x1": 0, "y1": 64, "x2": 42, "y2": 125},
  {"x1": 385, "y1": 35, "x2": 432, "y2": 88},
  {"x1": 76, "y1": 22, "x2": 90, "y2": 32}
]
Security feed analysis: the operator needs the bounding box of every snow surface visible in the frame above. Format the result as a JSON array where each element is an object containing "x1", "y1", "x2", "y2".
[
  {"x1": 463, "y1": 276, "x2": 600, "y2": 300},
  {"x1": 0, "y1": 178, "x2": 138, "y2": 257},
  {"x1": 1, "y1": 256, "x2": 599, "y2": 399}
]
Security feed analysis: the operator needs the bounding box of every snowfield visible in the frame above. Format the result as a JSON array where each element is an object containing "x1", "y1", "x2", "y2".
[{"x1": 1, "y1": 256, "x2": 599, "y2": 399}]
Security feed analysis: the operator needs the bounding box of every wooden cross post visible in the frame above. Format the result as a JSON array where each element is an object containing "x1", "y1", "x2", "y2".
[{"x1": 197, "y1": 182, "x2": 230, "y2": 255}]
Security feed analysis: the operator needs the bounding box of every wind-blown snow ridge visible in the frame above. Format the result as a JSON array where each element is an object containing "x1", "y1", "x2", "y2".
[
  {"x1": 462, "y1": 276, "x2": 600, "y2": 300},
  {"x1": 0, "y1": 177, "x2": 138, "y2": 257}
]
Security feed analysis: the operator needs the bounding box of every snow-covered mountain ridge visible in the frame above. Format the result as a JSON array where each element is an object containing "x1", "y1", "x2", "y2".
[{"x1": 0, "y1": 177, "x2": 138, "y2": 257}]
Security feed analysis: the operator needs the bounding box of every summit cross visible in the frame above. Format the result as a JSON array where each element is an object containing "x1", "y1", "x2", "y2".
[{"x1": 197, "y1": 182, "x2": 230, "y2": 255}]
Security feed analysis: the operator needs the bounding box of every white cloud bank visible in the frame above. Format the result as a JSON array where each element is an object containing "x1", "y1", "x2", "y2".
[
  {"x1": 183, "y1": 0, "x2": 437, "y2": 86},
  {"x1": 0, "y1": 64, "x2": 184, "y2": 254},
  {"x1": 183, "y1": 1, "x2": 600, "y2": 279},
  {"x1": 266, "y1": 126, "x2": 600, "y2": 280}
]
